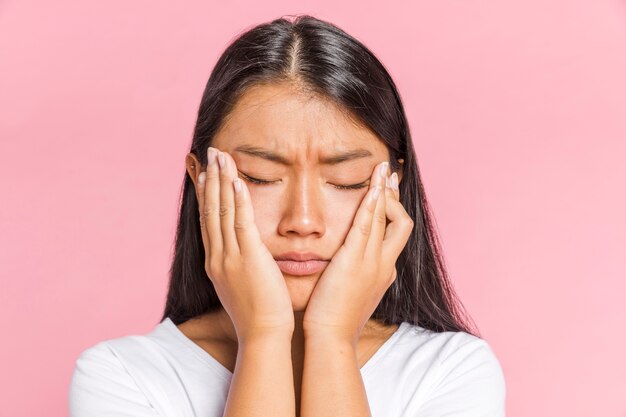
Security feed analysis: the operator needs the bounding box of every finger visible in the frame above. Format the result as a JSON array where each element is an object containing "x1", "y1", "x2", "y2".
[
  {"x1": 385, "y1": 173, "x2": 399, "y2": 209},
  {"x1": 380, "y1": 195, "x2": 414, "y2": 262},
  {"x1": 342, "y1": 185, "x2": 381, "y2": 259},
  {"x1": 204, "y1": 147, "x2": 223, "y2": 258},
  {"x1": 390, "y1": 171, "x2": 400, "y2": 201},
  {"x1": 232, "y1": 175, "x2": 263, "y2": 256},
  {"x1": 217, "y1": 151, "x2": 240, "y2": 256},
  {"x1": 365, "y1": 163, "x2": 389, "y2": 257},
  {"x1": 196, "y1": 170, "x2": 210, "y2": 260},
  {"x1": 382, "y1": 171, "x2": 400, "y2": 230},
  {"x1": 342, "y1": 161, "x2": 387, "y2": 259}
]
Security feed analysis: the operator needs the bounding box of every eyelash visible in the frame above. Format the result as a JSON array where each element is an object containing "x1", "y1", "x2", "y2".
[{"x1": 238, "y1": 172, "x2": 369, "y2": 191}]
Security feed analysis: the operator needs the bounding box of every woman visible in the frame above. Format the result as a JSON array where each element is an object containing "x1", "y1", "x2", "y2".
[{"x1": 69, "y1": 15, "x2": 506, "y2": 417}]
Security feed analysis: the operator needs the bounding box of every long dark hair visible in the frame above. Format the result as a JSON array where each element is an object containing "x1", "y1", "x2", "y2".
[{"x1": 160, "y1": 14, "x2": 480, "y2": 337}]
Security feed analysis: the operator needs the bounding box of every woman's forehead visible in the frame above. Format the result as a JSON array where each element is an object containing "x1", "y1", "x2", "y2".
[{"x1": 213, "y1": 83, "x2": 388, "y2": 159}]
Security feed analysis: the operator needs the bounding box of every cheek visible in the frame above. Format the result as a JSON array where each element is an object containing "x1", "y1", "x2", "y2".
[
  {"x1": 326, "y1": 193, "x2": 364, "y2": 238},
  {"x1": 247, "y1": 187, "x2": 280, "y2": 235}
]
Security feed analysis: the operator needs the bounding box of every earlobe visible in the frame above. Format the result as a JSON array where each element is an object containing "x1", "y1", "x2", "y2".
[{"x1": 185, "y1": 152, "x2": 202, "y2": 187}]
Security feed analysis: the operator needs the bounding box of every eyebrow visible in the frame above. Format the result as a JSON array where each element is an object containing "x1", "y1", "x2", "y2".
[{"x1": 233, "y1": 145, "x2": 373, "y2": 165}]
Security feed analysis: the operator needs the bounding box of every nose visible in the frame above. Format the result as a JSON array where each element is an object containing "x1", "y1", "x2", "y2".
[{"x1": 276, "y1": 175, "x2": 326, "y2": 238}]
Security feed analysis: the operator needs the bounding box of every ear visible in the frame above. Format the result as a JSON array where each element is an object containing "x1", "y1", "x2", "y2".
[{"x1": 185, "y1": 152, "x2": 203, "y2": 190}]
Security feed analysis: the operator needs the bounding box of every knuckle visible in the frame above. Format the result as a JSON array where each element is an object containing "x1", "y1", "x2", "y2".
[
  {"x1": 233, "y1": 219, "x2": 247, "y2": 230},
  {"x1": 204, "y1": 206, "x2": 219, "y2": 217},
  {"x1": 374, "y1": 212, "x2": 387, "y2": 225},
  {"x1": 385, "y1": 275, "x2": 393, "y2": 286},
  {"x1": 358, "y1": 222, "x2": 372, "y2": 236},
  {"x1": 204, "y1": 260, "x2": 216, "y2": 279},
  {"x1": 403, "y1": 214, "x2": 414, "y2": 227},
  {"x1": 204, "y1": 206, "x2": 220, "y2": 217},
  {"x1": 219, "y1": 205, "x2": 233, "y2": 217},
  {"x1": 208, "y1": 258, "x2": 222, "y2": 277}
]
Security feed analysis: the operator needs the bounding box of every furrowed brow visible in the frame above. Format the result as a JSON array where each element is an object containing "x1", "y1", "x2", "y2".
[
  {"x1": 321, "y1": 148, "x2": 373, "y2": 164},
  {"x1": 233, "y1": 145, "x2": 373, "y2": 165}
]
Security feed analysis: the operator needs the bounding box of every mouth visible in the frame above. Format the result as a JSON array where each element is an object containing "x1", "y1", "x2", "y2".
[
  {"x1": 275, "y1": 259, "x2": 329, "y2": 276},
  {"x1": 274, "y1": 251, "x2": 330, "y2": 276}
]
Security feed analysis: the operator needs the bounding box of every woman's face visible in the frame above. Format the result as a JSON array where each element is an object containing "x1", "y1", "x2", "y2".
[{"x1": 189, "y1": 82, "x2": 401, "y2": 312}]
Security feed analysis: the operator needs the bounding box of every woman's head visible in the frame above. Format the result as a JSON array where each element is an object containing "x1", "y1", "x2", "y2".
[
  {"x1": 162, "y1": 15, "x2": 479, "y2": 336},
  {"x1": 184, "y1": 81, "x2": 400, "y2": 313}
]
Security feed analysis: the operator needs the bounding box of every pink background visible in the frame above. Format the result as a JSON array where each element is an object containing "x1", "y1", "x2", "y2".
[{"x1": 1, "y1": 1, "x2": 625, "y2": 416}]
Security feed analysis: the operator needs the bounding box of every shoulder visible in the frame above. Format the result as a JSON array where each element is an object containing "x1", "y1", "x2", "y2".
[
  {"x1": 69, "y1": 338, "x2": 159, "y2": 417},
  {"x1": 69, "y1": 321, "x2": 182, "y2": 417},
  {"x1": 72, "y1": 332, "x2": 161, "y2": 377},
  {"x1": 71, "y1": 338, "x2": 137, "y2": 382},
  {"x1": 396, "y1": 324, "x2": 507, "y2": 416},
  {"x1": 398, "y1": 324, "x2": 505, "y2": 373}
]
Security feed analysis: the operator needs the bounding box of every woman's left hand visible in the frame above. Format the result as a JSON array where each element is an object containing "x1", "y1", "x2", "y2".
[{"x1": 302, "y1": 161, "x2": 414, "y2": 344}]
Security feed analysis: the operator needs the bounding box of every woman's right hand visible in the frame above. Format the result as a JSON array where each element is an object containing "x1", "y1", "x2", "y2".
[{"x1": 195, "y1": 147, "x2": 294, "y2": 343}]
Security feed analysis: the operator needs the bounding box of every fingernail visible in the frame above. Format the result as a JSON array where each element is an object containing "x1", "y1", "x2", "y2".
[
  {"x1": 217, "y1": 152, "x2": 225, "y2": 168},
  {"x1": 391, "y1": 172, "x2": 399, "y2": 190},
  {"x1": 233, "y1": 177, "x2": 242, "y2": 193},
  {"x1": 385, "y1": 175, "x2": 391, "y2": 189},
  {"x1": 379, "y1": 162, "x2": 388, "y2": 178},
  {"x1": 198, "y1": 172, "x2": 206, "y2": 184},
  {"x1": 208, "y1": 148, "x2": 216, "y2": 166}
]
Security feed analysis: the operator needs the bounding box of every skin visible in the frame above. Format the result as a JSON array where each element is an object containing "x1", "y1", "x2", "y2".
[{"x1": 182, "y1": 81, "x2": 412, "y2": 415}]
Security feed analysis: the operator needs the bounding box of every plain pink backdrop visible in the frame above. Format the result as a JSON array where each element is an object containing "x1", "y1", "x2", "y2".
[{"x1": 1, "y1": 1, "x2": 625, "y2": 416}]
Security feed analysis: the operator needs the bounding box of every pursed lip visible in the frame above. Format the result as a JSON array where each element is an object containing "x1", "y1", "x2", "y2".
[{"x1": 274, "y1": 251, "x2": 330, "y2": 261}]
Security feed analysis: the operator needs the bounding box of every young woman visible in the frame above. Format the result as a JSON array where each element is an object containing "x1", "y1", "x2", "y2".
[{"x1": 69, "y1": 15, "x2": 506, "y2": 417}]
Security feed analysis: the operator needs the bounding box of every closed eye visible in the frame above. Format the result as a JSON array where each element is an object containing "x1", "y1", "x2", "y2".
[{"x1": 238, "y1": 171, "x2": 369, "y2": 191}]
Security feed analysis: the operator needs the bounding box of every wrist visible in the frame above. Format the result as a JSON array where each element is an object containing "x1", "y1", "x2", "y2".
[
  {"x1": 303, "y1": 327, "x2": 358, "y2": 348},
  {"x1": 238, "y1": 327, "x2": 293, "y2": 346}
]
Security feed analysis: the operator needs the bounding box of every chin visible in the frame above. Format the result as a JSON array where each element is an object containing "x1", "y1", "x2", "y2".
[{"x1": 283, "y1": 273, "x2": 318, "y2": 312}]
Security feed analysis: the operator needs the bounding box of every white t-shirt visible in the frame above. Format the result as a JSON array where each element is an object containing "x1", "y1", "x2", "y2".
[{"x1": 69, "y1": 317, "x2": 506, "y2": 416}]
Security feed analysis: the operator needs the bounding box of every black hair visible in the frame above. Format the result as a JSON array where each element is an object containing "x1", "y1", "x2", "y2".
[{"x1": 160, "y1": 14, "x2": 479, "y2": 337}]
